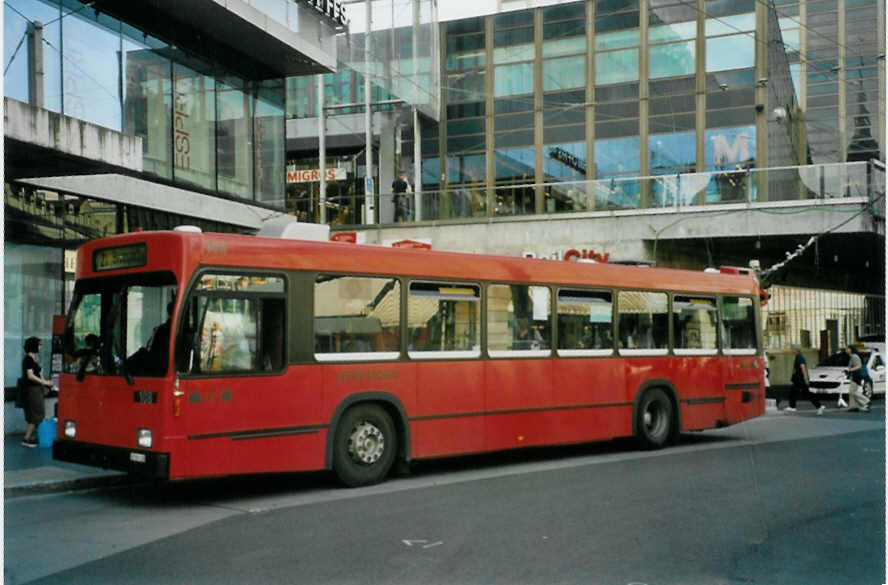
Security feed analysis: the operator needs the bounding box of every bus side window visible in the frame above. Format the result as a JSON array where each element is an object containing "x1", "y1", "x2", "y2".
[{"x1": 261, "y1": 299, "x2": 285, "y2": 371}]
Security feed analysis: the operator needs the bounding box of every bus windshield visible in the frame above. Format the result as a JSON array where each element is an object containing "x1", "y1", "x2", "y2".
[{"x1": 64, "y1": 272, "x2": 177, "y2": 379}]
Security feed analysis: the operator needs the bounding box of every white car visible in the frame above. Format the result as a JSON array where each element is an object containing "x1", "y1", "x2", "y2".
[{"x1": 808, "y1": 344, "x2": 886, "y2": 397}]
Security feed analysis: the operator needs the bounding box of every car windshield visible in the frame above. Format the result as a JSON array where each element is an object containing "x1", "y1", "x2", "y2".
[
  {"x1": 64, "y1": 272, "x2": 177, "y2": 379},
  {"x1": 816, "y1": 351, "x2": 871, "y2": 368}
]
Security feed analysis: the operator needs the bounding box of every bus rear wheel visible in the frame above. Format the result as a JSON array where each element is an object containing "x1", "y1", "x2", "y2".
[
  {"x1": 636, "y1": 388, "x2": 675, "y2": 449},
  {"x1": 333, "y1": 404, "x2": 397, "y2": 487}
]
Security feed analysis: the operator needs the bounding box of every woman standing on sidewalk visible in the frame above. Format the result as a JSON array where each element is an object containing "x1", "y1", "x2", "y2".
[{"x1": 21, "y1": 337, "x2": 53, "y2": 447}]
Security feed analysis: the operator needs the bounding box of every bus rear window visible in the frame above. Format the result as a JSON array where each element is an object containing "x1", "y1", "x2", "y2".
[{"x1": 721, "y1": 296, "x2": 757, "y2": 353}]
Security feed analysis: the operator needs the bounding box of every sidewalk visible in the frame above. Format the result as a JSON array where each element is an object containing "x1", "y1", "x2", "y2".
[{"x1": 4, "y1": 433, "x2": 127, "y2": 498}]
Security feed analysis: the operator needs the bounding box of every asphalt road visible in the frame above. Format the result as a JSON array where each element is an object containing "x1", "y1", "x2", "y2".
[{"x1": 5, "y1": 408, "x2": 885, "y2": 585}]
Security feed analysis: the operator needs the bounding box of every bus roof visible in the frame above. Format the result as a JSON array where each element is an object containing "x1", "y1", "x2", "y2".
[{"x1": 77, "y1": 230, "x2": 761, "y2": 296}]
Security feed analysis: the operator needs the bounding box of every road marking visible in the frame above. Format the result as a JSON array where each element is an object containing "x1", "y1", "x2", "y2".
[{"x1": 402, "y1": 539, "x2": 443, "y2": 549}]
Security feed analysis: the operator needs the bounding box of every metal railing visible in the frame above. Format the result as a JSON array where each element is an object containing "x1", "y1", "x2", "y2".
[{"x1": 308, "y1": 160, "x2": 884, "y2": 228}]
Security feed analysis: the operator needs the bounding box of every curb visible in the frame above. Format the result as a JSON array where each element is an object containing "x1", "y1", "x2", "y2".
[{"x1": 4, "y1": 472, "x2": 132, "y2": 499}]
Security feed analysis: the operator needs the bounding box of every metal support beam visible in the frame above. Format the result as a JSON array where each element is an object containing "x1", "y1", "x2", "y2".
[
  {"x1": 364, "y1": 0, "x2": 375, "y2": 224},
  {"x1": 319, "y1": 74, "x2": 327, "y2": 224}
]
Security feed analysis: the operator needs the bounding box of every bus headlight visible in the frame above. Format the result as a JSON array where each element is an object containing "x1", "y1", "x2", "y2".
[
  {"x1": 137, "y1": 428, "x2": 153, "y2": 449},
  {"x1": 63, "y1": 420, "x2": 76, "y2": 439}
]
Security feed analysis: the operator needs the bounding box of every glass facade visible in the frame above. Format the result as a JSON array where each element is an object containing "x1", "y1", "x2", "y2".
[{"x1": 4, "y1": 0, "x2": 286, "y2": 205}]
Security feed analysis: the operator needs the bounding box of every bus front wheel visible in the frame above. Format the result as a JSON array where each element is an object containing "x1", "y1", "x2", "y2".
[
  {"x1": 636, "y1": 388, "x2": 675, "y2": 449},
  {"x1": 333, "y1": 404, "x2": 397, "y2": 487}
]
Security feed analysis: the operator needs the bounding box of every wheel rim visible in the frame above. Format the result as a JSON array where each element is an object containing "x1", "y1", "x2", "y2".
[
  {"x1": 644, "y1": 400, "x2": 666, "y2": 438},
  {"x1": 348, "y1": 421, "x2": 385, "y2": 465}
]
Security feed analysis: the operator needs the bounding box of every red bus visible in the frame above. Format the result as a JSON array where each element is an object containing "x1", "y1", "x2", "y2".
[{"x1": 54, "y1": 228, "x2": 766, "y2": 486}]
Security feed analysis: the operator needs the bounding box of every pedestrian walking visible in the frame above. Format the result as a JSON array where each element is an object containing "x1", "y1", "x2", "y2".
[
  {"x1": 20, "y1": 337, "x2": 53, "y2": 447},
  {"x1": 392, "y1": 172, "x2": 410, "y2": 222},
  {"x1": 785, "y1": 343, "x2": 825, "y2": 415},
  {"x1": 844, "y1": 344, "x2": 871, "y2": 412}
]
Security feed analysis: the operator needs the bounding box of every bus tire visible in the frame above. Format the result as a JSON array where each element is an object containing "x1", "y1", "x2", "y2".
[
  {"x1": 333, "y1": 404, "x2": 397, "y2": 487},
  {"x1": 636, "y1": 388, "x2": 674, "y2": 450}
]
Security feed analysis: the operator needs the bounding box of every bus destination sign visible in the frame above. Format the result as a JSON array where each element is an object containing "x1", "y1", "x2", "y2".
[{"x1": 93, "y1": 244, "x2": 147, "y2": 272}]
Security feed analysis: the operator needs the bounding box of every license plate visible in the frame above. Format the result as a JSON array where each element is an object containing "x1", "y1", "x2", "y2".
[{"x1": 130, "y1": 452, "x2": 146, "y2": 463}]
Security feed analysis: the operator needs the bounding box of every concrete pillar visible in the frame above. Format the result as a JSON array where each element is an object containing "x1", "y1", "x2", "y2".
[
  {"x1": 380, "y1": 114, "x2": 397, "y2": 223},
  {"x1": 27, "y1": 22, "x2": 44, "y2": 109}
]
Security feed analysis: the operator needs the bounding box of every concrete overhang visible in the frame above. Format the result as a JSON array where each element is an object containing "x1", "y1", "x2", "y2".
[
  {"x1": 4, "y1": 99, "x2": 143, "y2": 177},
  {"x1": 90, "y1": 0, "x2": 339, "y2": 79},
  {"x1": 15, "y1": 174, "x2": 265, "y2": 231}
]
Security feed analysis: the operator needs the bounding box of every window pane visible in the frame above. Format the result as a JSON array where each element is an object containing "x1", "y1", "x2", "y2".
[
  {"x1": 488, "y1": 284, "x2": 551, "y2": 351},
  {"x1": 595, "y1": 49, "x2": 639, "y2": 84},
  {"x1": 673, "y1": 296, "x2": 719, "y2": 350},
  {"x1": 721, "y1": 296, "x2": 757, "y2": 350},
  {"x1": 649, "y1": 131, "x2": 696, "y2": 172},
  {"x1": 705, "y1": 36, "x2": 755, "y2": 72},
  {"x1": 199, "y1": 297, "x2": 259, "y2": 372},
  {"x1": 123, "y1": 35, "x2": 172, "y2": 180},
  {"x1": 180, "y1": 274, "x2": 285, "y2": 373},
  {"x1": 594, "y1": 28, "x2": 640, "y2": 50},
  {"x1": 705, "y1": 12, "x2": 755, "y2": 35},
  {"x1": 495, "y1": 63, "x2": 534, "y2": 96},
  {"x1": 216, "y1": 78, "x2": 252, "y2": 199},
  {"x1": 618, "y1": 291, "x2": 668, "y2": 350},
  {"x1": 595, "y1": 136, "x2": 640, "y2": 174},
  {"x1": 649, "y1": 40, "x2": 695, "y2": 78},
  {"x1": 496, "y1": 147, "x2": 535, "y2": 180},
  {"x1": 649, "y1": 21, "x2": 696, "y2": 42},
  {"x1": 314, "y1": 276, "x2": 401, "y2": 355},
  {"x1": 544, "y1": 142, "x2": 587, "y2": 180},
  {"x1": 704, "y1": 125, "x2": 755, "y2": 168},
  {"x1": 544, "y1": 55, "x2": 586, "y2": 91},
  {"x1": 557, "y1": 290, "x2": 614, "y2": 350},
  {"x1": 543, "y1": 36, "x2": 587, "y2": 58},
  {"x1": 173, "y1": 63, "x2": 216, "y2": 190},
  {"x1": 62, "y1": 9, "x2": 122, "y2": 130},
  {"x1": 408, "y1": 282, "x2": 480, "y2": 353},
  {"x1": 493, "y1": 43, "x2": 535, "y2": 64},
  {"x1": 254, "y1": 80, "x2": 286, "y2": 205}
]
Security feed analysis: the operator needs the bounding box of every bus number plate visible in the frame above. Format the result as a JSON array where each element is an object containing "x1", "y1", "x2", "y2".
[{"x1": 130, "y1": 452, "x2": 146, "y2": 463}]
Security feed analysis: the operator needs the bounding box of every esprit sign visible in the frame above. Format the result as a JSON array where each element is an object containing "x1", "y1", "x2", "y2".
[
  {"x1": 287, "y1": 168, "x2": 347, "y2": 183},
  {"x1": 304, "y1": 0, "x2": 348, "y2": 27}
]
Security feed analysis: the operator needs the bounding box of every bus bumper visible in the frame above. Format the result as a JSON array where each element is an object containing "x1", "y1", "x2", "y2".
[{"x1": 53, "y1": 440, "x2": 170, "y2": 479}]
